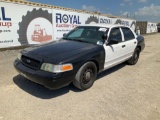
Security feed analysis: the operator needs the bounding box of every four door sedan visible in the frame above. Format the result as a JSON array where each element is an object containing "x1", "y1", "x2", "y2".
[{"x1": 14, "y1": 24, "x2": 145, "y2": 90}]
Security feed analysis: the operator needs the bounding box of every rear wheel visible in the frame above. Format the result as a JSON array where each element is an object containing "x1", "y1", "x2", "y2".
[
  {"x1": 127, "y1": 48, "x2": 140, "y2": 65},
  {"x1": 73, "y1": 62, "x2": 97, "y2": 90}
]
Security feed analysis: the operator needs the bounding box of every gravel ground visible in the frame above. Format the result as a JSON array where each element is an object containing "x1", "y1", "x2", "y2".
[{"x1": 0, "y1": 33, "x2": 160, "y2": 120}]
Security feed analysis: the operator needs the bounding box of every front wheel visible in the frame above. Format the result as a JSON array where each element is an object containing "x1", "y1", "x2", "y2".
[
  {"x1": 127, "y1": 48, "x2": 140, "y2": 65},
  {"x1": 73, "y1": 62, "x2": 97, "y2": 90}
]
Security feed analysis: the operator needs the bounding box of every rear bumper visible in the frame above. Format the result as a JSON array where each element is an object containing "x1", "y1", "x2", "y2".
[{"x1": 14, "y1": 59, "x2": 75, "y2": 90}]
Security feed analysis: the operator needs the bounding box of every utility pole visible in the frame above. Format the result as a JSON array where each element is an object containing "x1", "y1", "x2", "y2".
[
  {"x1": 133, "y1": 13, "x2": 136, "y2": 19},
  {"x1": 127, "y1": 13, "x2": 128, "y2": 18}
]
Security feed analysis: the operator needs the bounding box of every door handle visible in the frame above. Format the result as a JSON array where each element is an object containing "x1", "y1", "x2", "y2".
[{"x1": 122, "y1": 45, "x2": 126, "y2": 48}]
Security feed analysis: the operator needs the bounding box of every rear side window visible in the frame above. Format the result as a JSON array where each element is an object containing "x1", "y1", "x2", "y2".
[
  {"x1": 108, "y1": 28, "x2": 122, "y2": 42},
  {"x1": 122, "y1": 28, "x2": 135, "y2": 41}
]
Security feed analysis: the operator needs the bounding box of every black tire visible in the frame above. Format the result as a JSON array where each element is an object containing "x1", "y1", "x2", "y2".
[
  {"x1": 85, "y1": 16, "x2": 99, "y2": 24},
  {"x1": 127, "y1": 48, "x2": 140, "y2": 65},
  {"x1": 17, "y1": 8, "x2": 52, "y2": 45},
  {"x1": 73, "y1": 62, "x2": 97, "y2": 90}
]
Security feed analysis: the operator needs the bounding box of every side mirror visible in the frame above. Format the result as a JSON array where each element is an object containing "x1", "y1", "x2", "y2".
[
  {"x1": 108, "y1": 39, "x2": 119, "y2": 45},
  {"x1": 63, "y1": 33, "x2": 67, "y2": 37},
  {"x1": 102, "y1": 34, "x2": 108, "y2": 40}
]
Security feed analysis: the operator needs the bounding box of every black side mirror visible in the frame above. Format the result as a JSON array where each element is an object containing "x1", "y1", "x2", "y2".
[
  {"x1": 102, "y1": 34, "x2": 108, "y2": 40},
  {"x1": 108, "y1": 39, "x2": 119, "y2": 45},
  {"x1": 63, "y1": 33, "x2": 67, "y2": 37}
]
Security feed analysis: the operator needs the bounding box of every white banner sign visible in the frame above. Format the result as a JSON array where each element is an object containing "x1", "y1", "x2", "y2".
[
  {"x1": 0, "y1": 1, "x2": 137, "y2": 48},
  {"x1": 53, "y1": 9, "x2": 99, "y2": 40},
  {"x1": 0, "y1": 2, "x2": 53, "y2": 48},
  {"x1": 147, "y1": 22, "x2": 157, "y2": 33}
]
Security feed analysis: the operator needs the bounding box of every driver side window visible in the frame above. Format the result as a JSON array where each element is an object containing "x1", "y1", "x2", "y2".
[{"x1": 108, "y1": 28, "x2": 122, "y2": 42}]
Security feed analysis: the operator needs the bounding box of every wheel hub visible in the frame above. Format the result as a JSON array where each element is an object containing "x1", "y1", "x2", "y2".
[
  {"x1": 85, "y1": 72, "x2": 91, "y2": 81},
  {"x1": 135, "y1": 52, "x2": 138, "y2": 60},
  {"x1": 82, "y1": 68, "x2": 93, "y2": 84}
]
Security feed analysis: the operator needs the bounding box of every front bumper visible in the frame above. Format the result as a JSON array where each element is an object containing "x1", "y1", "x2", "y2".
[{"x1": 14, "y1": 59, "x2": 75, "y2": 90}]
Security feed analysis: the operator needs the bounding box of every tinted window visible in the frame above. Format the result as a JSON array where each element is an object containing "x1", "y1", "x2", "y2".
[
  {"x1": 122, "y1": 28, "x2": 135, "y2": 41},
  {"x1": 108, "y1": 28, "x2": 122, "y2": 42}
]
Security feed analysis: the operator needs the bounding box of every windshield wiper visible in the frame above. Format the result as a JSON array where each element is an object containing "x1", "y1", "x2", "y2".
[
  {"x1": 76, "y1": 39, "x2": 89, "y2": 43},
  {"x1": 63, "y1": 38, "x2": 89, "y2": 43},
  {"x1": 63, "y1": 38, "x2": 80, "y2": 41},
  {"x1": 63, "y1": 38, "x2": 74, "y2": 40}
]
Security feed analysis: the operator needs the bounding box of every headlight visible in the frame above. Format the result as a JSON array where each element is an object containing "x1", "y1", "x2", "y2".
[
  {"x1": 17, "y1": 53, "x2": 22, "y2": 60},
  {"x1": 40, "y1": 63, "x2": 73, "y2": 73}
]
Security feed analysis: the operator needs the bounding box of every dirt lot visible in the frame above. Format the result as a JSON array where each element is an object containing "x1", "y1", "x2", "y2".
[{"x1": 0, "y1": 33, "x2": 160, "y2": 120}]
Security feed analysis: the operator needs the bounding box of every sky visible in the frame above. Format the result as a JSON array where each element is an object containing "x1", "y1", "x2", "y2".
[{"x1": 30, "y1": 0, "x2": 160, "y2": 23}]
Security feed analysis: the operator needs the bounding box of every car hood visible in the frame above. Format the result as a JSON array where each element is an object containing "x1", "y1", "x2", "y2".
[{"x1": 24, "y1": 40, "x2": 97, "y2": 62}]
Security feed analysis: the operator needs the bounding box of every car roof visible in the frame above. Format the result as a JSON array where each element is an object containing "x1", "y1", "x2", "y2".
[{"x1": 81, "y1": 24, "x2": 127, "y2": 28}]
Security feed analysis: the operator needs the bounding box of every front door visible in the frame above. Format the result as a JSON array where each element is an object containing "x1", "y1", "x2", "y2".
[{"x1": 103, "y1": 27, "x2": 127, "y2": 69}]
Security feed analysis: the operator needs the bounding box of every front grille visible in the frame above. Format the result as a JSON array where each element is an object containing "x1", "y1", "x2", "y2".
[{"x1": 21, "y1": 55, "x2": 41, "y2": 70}]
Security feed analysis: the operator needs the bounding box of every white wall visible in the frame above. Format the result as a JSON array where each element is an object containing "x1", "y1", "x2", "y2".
[
  {"x1": 147, "y1": 22, "x2": 157, "y2": 33},
  {"x1": 0, "y1": 1, "x2": 136, "y2": 48}
]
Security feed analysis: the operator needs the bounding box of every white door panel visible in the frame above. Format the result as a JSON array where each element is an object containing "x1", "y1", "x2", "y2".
[
  {"x1": 124, "y1": 39, "x2": 137, "y2": 57},
  {"x1": 121, "y1": 27, "x2": 138, "y2": 58},
  {"x1": 103, "y1": 42, "x2": 127, "y2": 69},
  {"x1": 104, "y1": 27, "x2": 127, "y2": 69},
  {"x1": 103, "y1": 27, "x2": 137, "y2": 69}
]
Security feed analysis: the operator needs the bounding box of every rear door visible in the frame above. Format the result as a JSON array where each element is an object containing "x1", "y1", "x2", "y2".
[{"x1": 121, "y1": 27, "x2": 137, "y2": 58}]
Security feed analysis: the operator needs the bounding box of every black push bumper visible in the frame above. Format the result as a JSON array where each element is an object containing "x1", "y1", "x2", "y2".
[{"x1": 14, "y1": 59, "x2": 75, "y2": 90}]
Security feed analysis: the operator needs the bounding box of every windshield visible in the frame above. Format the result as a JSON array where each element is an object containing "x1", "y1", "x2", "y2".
[{"x1": 63, "y1": 26, "x2": 109, "y2": 45}]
